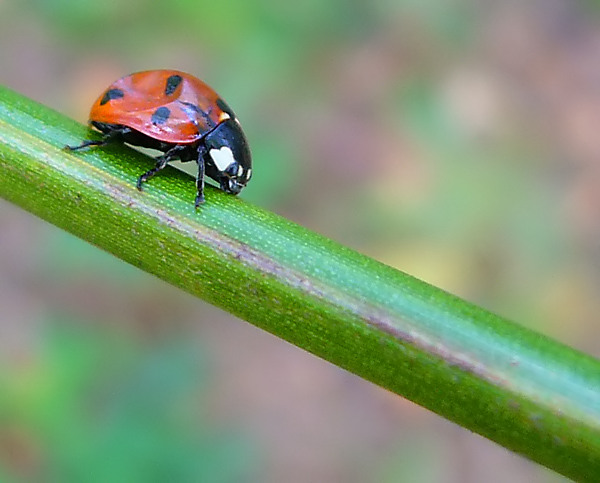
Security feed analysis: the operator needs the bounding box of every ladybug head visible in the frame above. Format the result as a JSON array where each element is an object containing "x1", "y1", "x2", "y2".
[{"x1": 203, "y1": 119, "x2": 252, "y2": 195}]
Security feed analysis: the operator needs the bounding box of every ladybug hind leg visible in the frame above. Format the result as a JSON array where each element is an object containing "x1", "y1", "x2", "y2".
[
  {"x1": 64, "y1": 139, "x2": 108, "y2": 151},
  {"x1": 65, "y1": 125, "x2": 131, "y2": 151}
]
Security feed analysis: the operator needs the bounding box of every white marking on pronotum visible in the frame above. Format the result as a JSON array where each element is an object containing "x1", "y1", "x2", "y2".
[
  {"x1": 237, "y1": 165, "x2": 244, "y2": 177},
  {"x1": 246, "y1": 168, "x2": 252, "y2": 180},
  {"x1": 210, "y1": 147, "x2": 236, "y2": 172}
]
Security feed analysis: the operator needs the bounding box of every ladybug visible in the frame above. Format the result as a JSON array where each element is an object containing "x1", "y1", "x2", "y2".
[{"x1": 66, "y1": 70, "x2": 252, "y2": 207}]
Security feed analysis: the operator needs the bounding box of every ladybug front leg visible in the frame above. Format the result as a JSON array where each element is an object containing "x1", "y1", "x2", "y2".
[{"x1": 195, "y1": 146, "x2": 207, "y2": 208}]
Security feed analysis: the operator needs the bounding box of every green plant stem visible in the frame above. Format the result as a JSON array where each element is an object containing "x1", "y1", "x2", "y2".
[{"x1": 0, "y1": 85, "x2": 599, "y2": 480}]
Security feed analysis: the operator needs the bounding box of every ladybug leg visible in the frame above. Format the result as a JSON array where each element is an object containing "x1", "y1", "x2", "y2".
[
  {"x1": 136, "y1": 145, "x2": 183, "y2": 191},
  {"x1": 65, "y1": 127, "x2": 131, "y2": 151},
  {"x1": 64, "y1": 139, "x2": 108, "y2": 151},
  {"x1": 195, "y1": 147, "x2": 207, "y2": 208}
]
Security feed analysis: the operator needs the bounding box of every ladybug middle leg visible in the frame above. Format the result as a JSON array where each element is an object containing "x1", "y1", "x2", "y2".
[{"x1": 136, "y1": 145, "x2": 186, "y2": 191}]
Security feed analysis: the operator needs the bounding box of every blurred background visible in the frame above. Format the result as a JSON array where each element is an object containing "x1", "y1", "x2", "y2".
[{"x1": 0, "y1": 0, "x2": 598, "y2": 481}]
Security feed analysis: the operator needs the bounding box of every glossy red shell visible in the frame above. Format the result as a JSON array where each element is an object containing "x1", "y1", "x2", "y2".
[{"x1": 88, "y1": 70, "x2": 228, "y2": 144}]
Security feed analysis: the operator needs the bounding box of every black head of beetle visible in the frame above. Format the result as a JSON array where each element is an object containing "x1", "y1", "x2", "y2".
[{"x1": 203, "y1": 118, "x2": 252, "y2": 195}]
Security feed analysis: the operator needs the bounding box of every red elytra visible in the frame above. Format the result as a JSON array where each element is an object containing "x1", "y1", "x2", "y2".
[{"x1": 89, "y1": 70, "x2": 227, "y2": 144}]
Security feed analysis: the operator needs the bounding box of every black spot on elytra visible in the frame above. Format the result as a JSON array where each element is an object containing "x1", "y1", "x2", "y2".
[
  {"x1": 151, "y1": 106, "x2": 171, "y2": 125},
  {"x1": 179, "y1": 101, "x2": 202, "y2": 114},
  {"x1": 100, "y1": 88, "x2": 124, "y2": 105},
  {"x1": 179, "y1": 101, "x2": 212, "y2": 128},
  {"x1": 216, "y1": 98, "x2": 236, "y2": 118},
  {"x1": 165, "y1": 75, "x2": 183, "y2": 96}
]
